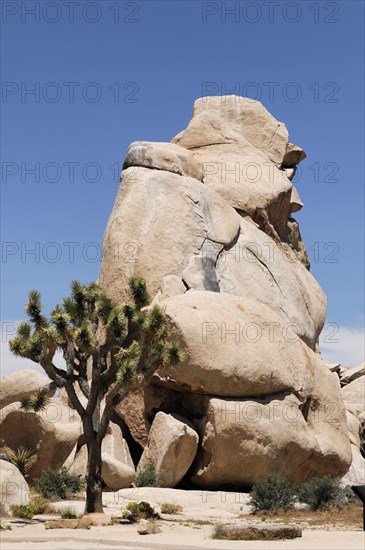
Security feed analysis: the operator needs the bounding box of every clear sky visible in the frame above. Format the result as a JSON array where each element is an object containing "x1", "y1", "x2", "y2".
[{"x1": 1, "y1": 0, "x2": 364, "y2": 374}]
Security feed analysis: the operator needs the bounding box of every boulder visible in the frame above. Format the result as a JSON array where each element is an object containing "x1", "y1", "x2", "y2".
[
  {"x1": 101, "y1": 453, "x2": 135, "y2": 490},
  {"x1": 153, "y1": 290, "x2": 324, "y2": 397},
  {"x1": 282, "y1": 142, "x2": 306, "y2": 166},
  {"x1": 341, "y1": 376, "x2": 365, "y2": 416},
  {"x1": 99, "y1": 166, "x2": 240, "y2": 304},
  {"x1": 172, "y1": 96, "x2": 306, "y2": 238},
  {"x1": 123, "y1": 141, "x2": 203, "y2": 181},
  {"x1": 115, "y1": 389, "x2": 149, "y2": 448},
  {"x1": 215, "y1": 219, "x2": 326, "y2": 349},
  {"x1": 0, "y1": 399, "x2": 81, "y2": 479},
  {"x1": 341, "y1": 445, "x2": 365, "y2": 486},
  {"x1": 0, "y1": 461, "x2": 29, "y2": 511},
  {"x1": 340, "y1": 363, "x2": 365, "y2": 386},
  {"x1": 189, "y1": 349, "x2": 351, "y2": 488},
  {"x1": 137, "y1": 519, "x2": 161, "y2": 535},
  {"x1": 173, "y1": 95, "x2": 288, "y2": 164},
  {"x1": 136, "y1": 412, "x2": 199, "y2": 488},
  {"x1": 69, "y1": 422, "x2": 135, "y2": 487},
  {"x1": 0, "y1": 370, "x2": 55, "y2": 410}
]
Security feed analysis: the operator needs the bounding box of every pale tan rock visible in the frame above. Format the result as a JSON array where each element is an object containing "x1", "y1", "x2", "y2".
[
  {"x1": 101, "y1": 453, "x2": 135, "y2": 490},
  {"x1": 136, "y1": 412, "x2": 198, "y2": 488},
  {"x1": 115, "y1": 389, "x2": 149, "y2": 448},
  {"x1": 0, "y1": 461, "x2": 29, "y2": 512},
  {"x1": 68, "y1": 444, "x2": 87, "y2": 478},
  {"x1": 0, "y1": 399, "x2": 81, "y2": 479},
  {"x1": 154, "y1": 290, "x2": 322, "y2": 397},
  {"x1": 83, "y1": 513, "x2": 112, "y2": 526},
  {"x1": 173, "y1": 96, "x2": 289, "y2": 164},
  {"x1": 123, "y1": 141, "x2": 203, "y2": 181},
  {"x1": 341, "y1": 444, "x2": 365, "y2": 486},
  {"x1": 282, "y1": 142, "x2": 306, "y2": 166},
  {"x1": 191, "y1": 357, "x2": 351, "y2": 488},
  {"x1": 342, "y1": 376, "x2": 365, "y2": 416},
  {"x1": 137, "y1": 518, "x2": 161, "y2": 535},
  {"x1": 0, "y1": 370, "x2": 55, "y2": 410},
  {"x1": 346, "y1": 410, "x2": 361, "y2": 447},
  {"x1": 216, "y1": 219, "x2": 326, "y2": 349},
  {"x1": 99, "y1": 167, "x2": 240, "y2": 304},
  {"x1": 340, "y1": 363, "x2": 365, "y2": 386}
]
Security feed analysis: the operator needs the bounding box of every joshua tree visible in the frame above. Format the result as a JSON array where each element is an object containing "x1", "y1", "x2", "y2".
[{"x1": 9, "y1": 278, "x2": 185, "y2": 513}]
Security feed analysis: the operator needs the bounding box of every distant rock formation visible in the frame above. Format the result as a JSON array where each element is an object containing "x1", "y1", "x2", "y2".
[{"x1": 99, "y1": 96, "x2": 352, "y2": 488}]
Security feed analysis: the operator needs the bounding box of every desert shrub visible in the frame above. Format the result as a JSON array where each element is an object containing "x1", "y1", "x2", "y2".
[
  {"x1": 160, "y1": 502, "x2": 183, "y2": 514},
  {"x1": 249, "y1": 473, "x2": 296, "y2": 512},
  {"x1": 134, "y1": 463, "x2": 158, "y2": 487},
  {"x1": 299, "y1": 476, "x2": 343, "y2": 510},
  {"x1": 28, "y1": 497, "x2": 50, "y2": 515},
  {"x1": 122, "y1": 501, "x2": 159, "y2": 522},
  {"x1": 10, "y1": 505, "x2": 34, "y2": 519},
  {"x1": 211, "y1": 523, "x2": 227, "y2": 539},
  {"x1": 34, "y1": 467, "x2": 84, "y2": 500},
  {"x1": 60, "y1": 506, "x2": 79, "y2": 519},
  {"x1": 0, "y1": 518, "x2": 12, "y2": 530},
  {"x1": 8, "y1": 446, "x2": 36, "y2": 477}
]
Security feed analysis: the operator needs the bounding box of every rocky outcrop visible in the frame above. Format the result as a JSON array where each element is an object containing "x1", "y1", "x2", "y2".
[
  {"x1": 0, "y1": 370, "x2": 56, "y2": 410},
  {"x1": 0, "y1": 461, "x2": 29, "y2": 511},
  {"x1": 136, "y1": 412, "x2": 199, "y2": 488},
  {"x1": 99, "y1": 96, "x2": 352, "y2": 487}
]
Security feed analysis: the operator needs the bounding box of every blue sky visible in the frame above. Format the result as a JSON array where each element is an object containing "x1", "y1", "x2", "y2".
[{"x1": 1, "y1": 0, "x2": 364, "y2": 373}]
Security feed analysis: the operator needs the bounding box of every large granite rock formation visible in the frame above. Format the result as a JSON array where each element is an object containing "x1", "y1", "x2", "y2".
[{"x1": 100, "y1": 96, "x2": 352, "y2": 487}]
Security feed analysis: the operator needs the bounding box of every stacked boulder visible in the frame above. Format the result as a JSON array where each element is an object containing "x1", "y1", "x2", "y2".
[{"x1": 99, "y1": 96, "x2": 352, "y2": 488}]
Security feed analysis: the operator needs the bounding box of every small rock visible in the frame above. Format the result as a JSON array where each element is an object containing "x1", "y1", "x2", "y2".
[{"x1": 137, "y1": 518, "x2": 161, "y2": 535}]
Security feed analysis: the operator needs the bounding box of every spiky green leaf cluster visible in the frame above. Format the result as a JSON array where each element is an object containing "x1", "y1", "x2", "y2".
[
  {"x1": 129, "y1": 276, "x2": 150, "y2": 309},
  {"x1": 20, "y1": 394, "x2": 50, "y2": 412}
]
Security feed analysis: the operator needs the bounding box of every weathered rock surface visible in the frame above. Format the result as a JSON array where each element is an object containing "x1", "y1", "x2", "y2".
[
  {"x1": 136, "y1": 412, "x2": 199, "y2": 488},
  {"x1": 153, "y1": 290, "x2": 323, "y2": 397},
  {"x1": 0, "y1": 461, "x2": 29, "y2": 511},
  {"x1": 137, "y1": 519, "x2": 161, "y2": 535},
  {"x1": 101, "y1": 453, "x2": 135, "y2": 490},
  {"x1": 340, "y1": 363, "x2": 365, "y2": 386},
  {"x1": 69, "y1": 421, "x2": 135, "y2": 489},
  {"x1": 341, "y1": 370, "x2": 365, "y2": 486},
  {"x1": 0, "y1": 370, "x2": 55, "y2": 410},
  {"x1": 0, "y1": 400, "x2": 81, "y2": 479},
  {"x1": 189, "y1": 351, "x2": 351, "y2": 488},
  {"x1": 222, "y1": 523, "x2": 302, "y2": 540},
  {"x1": 99, "y1": 166, "x2": 240, "y2": 304},
  {"x1": 98, "y1": 95, "x2": 352, "y2": 488}
]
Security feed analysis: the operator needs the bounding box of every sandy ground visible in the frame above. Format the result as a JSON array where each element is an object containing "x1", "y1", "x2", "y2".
[{"x1": 1, "y1": 488, "x2": 364, "y2": 550}]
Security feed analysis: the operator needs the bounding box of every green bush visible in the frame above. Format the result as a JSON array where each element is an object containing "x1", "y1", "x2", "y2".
[
  {"x1": 299, "y1": 476, "x2": 342, "y2": 510},
  {"x1": 60, "y1": 506, "x2": 79, "y2": 519},
  {"x1": 160, "y1": 502, "x2": 183, "y2": 514},
  {"x1": 135, "y1": 463, "x2": 158, "y2": 487},
  {"x1": 29, "y1": 497, "x2": 50, "y2": 515},
  {"x1": 34, "y1": 467, "x2": 84, "y2": 500},
  {"x1": 10, "y1": 505, "x2": 34, "y2": 519},
  {"x1": 249, "y1": 473, "x2": 296, "y2": 512},
  {"x1": 122, "y1": 501, "x2": 159, "y2": 523},
  {"x1": 211, "y1": 523, "x2": 227, "y2": 540}
]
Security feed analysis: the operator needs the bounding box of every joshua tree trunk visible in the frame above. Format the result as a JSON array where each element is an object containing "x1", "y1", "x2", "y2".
[{"x1": 85, "y1": 435, "x2": 103, "y2": 514}]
